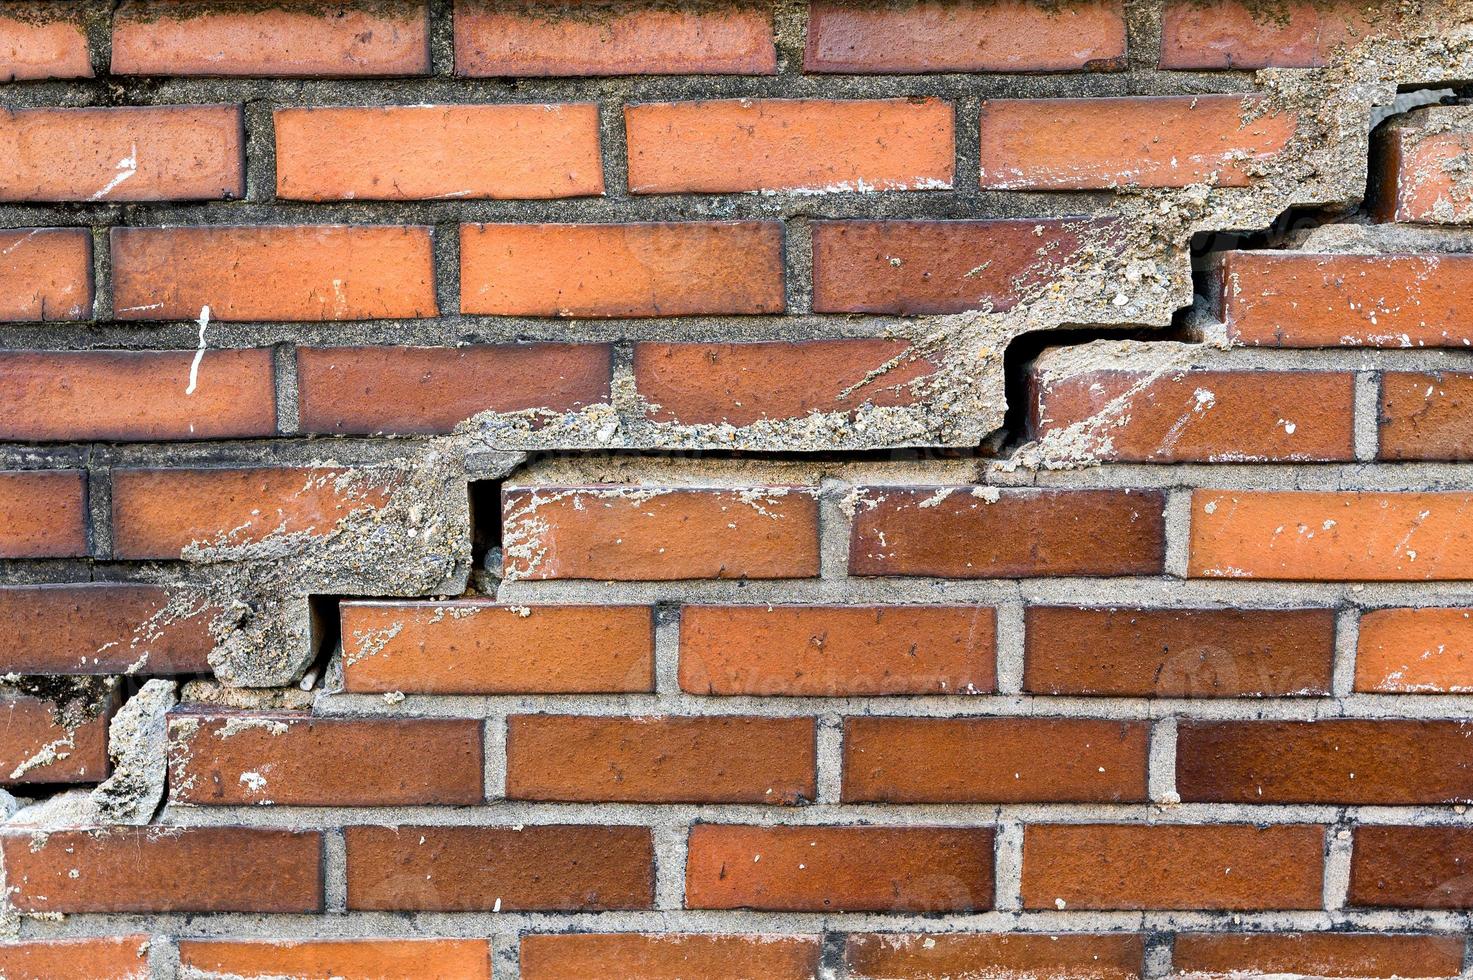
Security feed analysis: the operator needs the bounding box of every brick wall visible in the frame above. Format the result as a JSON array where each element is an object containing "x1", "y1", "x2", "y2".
[{"x1": 3, "y1": 1, "x2": 1473, "y2": 978}]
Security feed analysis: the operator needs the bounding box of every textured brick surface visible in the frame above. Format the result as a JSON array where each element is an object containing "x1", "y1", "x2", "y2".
[{"x1": 0, "y1": 227, "x2": 92, "y2": 321}]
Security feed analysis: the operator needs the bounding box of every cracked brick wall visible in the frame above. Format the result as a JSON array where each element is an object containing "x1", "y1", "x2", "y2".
[{"x1": 3, "y1": 1, "x2": 1473, "y2": 978}]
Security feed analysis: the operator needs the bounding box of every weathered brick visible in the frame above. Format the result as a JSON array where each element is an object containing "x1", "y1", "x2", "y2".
[
  {"x1": 978, "y1": 96, "x2": 1294, "y2": 189},
  {"x1": 0, "y1": 105, "x2": 242, "y2": 202},
  {"x1": 1221, "y1": 252, "x2": 1473, "y2": 347},
  {"x1": 1374, "y1": 107, "x2": 1473, "y2": 223},
  {"x1": 345, "y1": 825, "x2": 654, "y2": 911},
  {"x1": 111, "y1": 466, "x2": 394, "y2": 560},
  {"x1": 0, "y1": 349, "x2": 275, "y2": 442},
  {"x1": 1024, "y1": 607, "x2": 1336, "y2": 697},
  {"x1": 633, "y1": 340, "x2": 933, "y2": 425},
  {"x1": 454, "y1": 0, "x2": 776, "y2": 76},
  {"x1": 168, "y1": 712, "x2": 483, "y2": 806},
  {"x1": 0, "y1": 227, "x2": 91, "y2": 321},
  {"x1": 686, "y1": 824, "x2": 994, "y2": 912},
  {"x1": 849, "y1": 487, "x2": 1166, "y2": 578},
  {"x1": 1, "y1": 826, "x2": 322, "y2": 913},
  {"x1": 1177, "y1": 720, "x2": 1473, "y2": 804},
  {"x1": 625, "y1": 98, "x2": 955, "y2": 194},
  {"x1": 340, "y1": 601, "x2": 654, "y2": 694},
  {"x1": 177, "y1": 940, "x2": 491, "y2": 980},
  {"x1": 1189, "y1": 490, "x2": 1473, "y2": 580},
  {"x1": 806, "y1": 0, "x2": 1126, "y2": 73},
  {"x1": 1356, "y1": 607, "x2": 1473, "y2": 693},
  {"x1": 275, "y1": 104, "x2": 603, "y2": 201},
  {"x1": 0, "y1": 937, "x2": 151, "y2": 980},
  {"x1": 845, "y1": 933, "x2": 1145, "y2": 980},
  {"x1": 811, "y1": 218, "x2": 1108, "y2": 315},
  {"x1": 0, "y1": 583, "x2": 212, "y2": 675},
  {"x1": 0, "y1": 470, "x2": 87, "y2": 558},
  {"x1": 0, "y1": 686, "x2": 113, "y2": 785},
  {"x1": 503, "y1": 486, "x2": 820, "y2": 581},
  {"x1": 1349, "y1": 826, "x2": 1473, "y2": 908},
  {"x1": 843, "y1": 717, "x2": 1148, "y2": 803},
  {"x1": 1160, "y1": 0, "x2": 1383, "y2": 69},
  {"x1": 1379, "y1": 370, "x2": 1473, "y2": 460},
  {"x1": 112, "y1": 225, "x2": 435, "y2": 322},
  {"x1": 296, "y1": 344, "x2": 611, "y2": 435},
  {"x1": 1021, "y1": 824, "x2": 1325, "y2": 910},
  {"x1": 0, "y1": 4, "x2": 92, "y2": 81},
  {"x1": 1171, "y1": 933, "x2": 1465, "y2": 979},
  {"x1": 460, "y1": 221, "x2": 784, "y2": 317},
  {"x1": 520, "y1": 934, "x2": 820, "y2": 980},
  {"x1": 679, "y1": 604, "x2": 996, "y2": 696},
  {"x1": 112, "y1": 0, "x2": 430, "y2": 76}
]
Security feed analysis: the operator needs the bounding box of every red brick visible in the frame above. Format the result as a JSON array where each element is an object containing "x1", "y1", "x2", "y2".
[
  {"x1": 1177, "y1": 720, "x2": 1473, "y2": 804},
  {"x1": 626, "y1": 98, "x2": 955, "y2": 194},
  {"x1": 843, "y1": 717, "x2": 1148, "y2": 803},
  {"x1": 111, "y1": 466, "x2": 395, "y2": 560},
  {"x1": 177, "y1": 940, "x2": 491, "y2": 980},
  {"x1": 296, "y1": 344, "x2": 611, "y2": 435},
  {"x1": 275, "y1": 104, "x2": 603, "y2": 201},
  {"x1": 0, "y1": 105, "x2": 242, "y2": 202},
  {"x1": 679, "y1": 604, "x2": 996, "y2": 696},
  {"x1": 687, "y1": 824, "x2": 994, "y2": 912},
  {"x1": 345, "y1": 824, "x2": 654, "y2": 911},
  {"x1": 112, "y1": 0, "x2": 429, "y2": 76},
  {"x1": 1349, "y1": 826, "x2": 1473, "y2": 908},
  {"x1": 806, "y1": 0, "x2": 1126, "y2": 73},
  {"x1": 846, "y1": 933, "x2": 1145, "y2": 980},
  {"x1": 1021, "y1": 824, "x2": 1325, "y2": 910},
  {"x1": 340, "y1": 601, "x2": 654, "y2": 695},
  {"x1": 634, "y1": 340, "x2": 934, "y2": 426},
  {"x1": 1379, "y1": 370, "x2": 1473, "y2": 460},
  {"x1": 1024, "y1": 607, "x2": 1335, "y2": 698},
  {"x1": 1220, "y1": 252, "x2": 1473, "y2": 347},
  {"x1": 978, "y1": 96, "x2": 1294, "y2": 190},
  {"x1": 0, "y1": 228, "x2": 91, "y2": 321},
  {"x1": 1356, "y1": 607, "x2": 1473, "y2": 694},
  {"x1": 507, "y1": 715, "x2": 814, "y2": 804},
  {"x1": 850, "y1": 487, "x2": 1165, "y2": 578},
  {"x1": 0, "y1": 937, "x2": 150, "y2": 980},
  {"x1": 0, "y1": 349, "x2": 275, "y2": 441},
  {"x1": 1374, "y1": 107, "x2": 1473, "y2": 223},
  {"x1": 0, "y1": 4, "x2": 92, "y2": 81},
  {"x1": 521, "y1": 934, "x2": 820, "y2": 980},
  {"x1": 1189, "y1": 490, "x2": 1473, "y2": 581},
  {"x1": 1160, "y1": 0, "x2": 1384, "y2": 69},
  {"x1": 455, "y1": 0, "x2": 776, "y2": 76},
  {"x1": 811, "y1": 218, "x2": 1110, "y2": 315},
  {"x1": 0, "y1": 583, "x2": 212, "y2": 675},
  {"x1": 503, "y1": 486, "x2": 820, "y2": 581},
  {"x1": 1, "y1": 826, "x2": 322, "y2": 913},
  {"x1": 460, "y1": 221, "x2": 784, "y2": 317},
  {"x1": 112, "y1": 225, "x2": 435, "y2": 322},
  {"x1": 0, "y1": 687, "x2": 113, "y2": 785},
  {"x1": 1171, "y1": 933, "x2": 1465, "y2": 979},
  {"x1": 1030, "y1": 366, "x2": 1355, "y2": 462},
  {"x1": 168, "y1": 711, "x2": 483, "y2": 806},
  {"x1": 0, "y1": 470, "x2": 86, "y2": 558}
]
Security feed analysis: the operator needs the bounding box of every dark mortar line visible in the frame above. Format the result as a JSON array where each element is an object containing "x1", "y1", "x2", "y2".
[
  {"x1": 432, "y1": 221, "x2": 462, "y2": 318},
  {"x1": 273, "y1": 342, "x2": 300, "y2": 436},
  {"x1": 243, "y1": 98, "x2": 278, "y2": 203}
]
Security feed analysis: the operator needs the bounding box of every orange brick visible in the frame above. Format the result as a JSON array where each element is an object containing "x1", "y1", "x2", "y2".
[
  {"x1": 806, "y1": 0, "x2": 1126, "y2": 73},
  {"x1": 1379, "y1": 370, "x2": 1473, "y2": 460},
  {"x1": 978, "y1": 95, "x2": 1294, "y2": 189},
  {"x1": 0, "y1": 470, "x2": 86, "y2": 558},
  {"x1": 275, "y1": 104, "x2": 603, "y2": 201},
  {"x1": 1374, "y1": 107, "x2": 1473, "y2": 223},
  {"x1": 1172, "y1": 933, "x2": 1465, "y2": 978},
  {"x1": 296, "y1": 344, "x2": 611, "y2": 435},
  {"x1": 460, "y1": 221, "x2": 784, "y2": 317},
  {"x1": 625, "y1": 98, "x2": 954, "y2": 194},
  {"x1": 521, "y1": 934, "x2": 819, "y2": 980},
  {"x1": 112, "y1": 0, "x2": 429, "y2": 76},
  {"x1": 846, "y1": 933, "x2": 1145, "y2": 980},
  {"x1": 111, "y1": 466, "x2": 395, "y2": 560},
  {"x1": 455, "y1": 0, "x2": 776, "y2": 76},
  {"x1": 0, "y1": 937, "x2": 150, "y2": 980},
  {"x1": 1189, "y1": 490, "x2": 1473, "y2": 581},
  {"x1": 340, "y1": 601, "x2": 654, "y2": 695},
  {"x1": 1349, "y1": 826, "x2": 1473, "y2": 908},
  {"x1": 0, "y1": 105, "x2": 242, "y2": 202},
  {"x1": 633, "y1": 340, "x2": 933, "y2": 426},
  {"x1": 0, "y1": 583, "x2": 213, "y2": 675},
  {"x1": 503, "y1": 486, "x2": 820, "y2": 581},
  {"x1": 112, "y1": 225, "x2": 435, "y2": 322},
  {"x1": 178, "y1": 940, "x2": 491, "y2": 980},
  {"x1": 0, "y1": 349, "x2": 275, "y2": 441},
  {"x1": 1160, "y1": 0, "x2": 1384, "y2": 68},
  {"x1": 1021, "y1": 824, "x2": 1325, "y2": 910},
  {"x1": 1357, "y1": 607, "x2": 1473, "y2": 693},
  {"x1": 686, "y1": 825, "x2": 994, "y2": 912},
  {"x1": 843, "y1": 717, "x2": 1148, "y2": 803},
  {"x1": 679, "y1": 604, "x2": 996, "y2": 696},
  {"x1": 0, "y1": 686, "x2": 114, "y2": 785},
  {"x1": 0, "y1": 3, "x2": 92, "y2": 81},
  {"x1": 0, "y1": 227, "x2": 91, "y2": 321}
]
